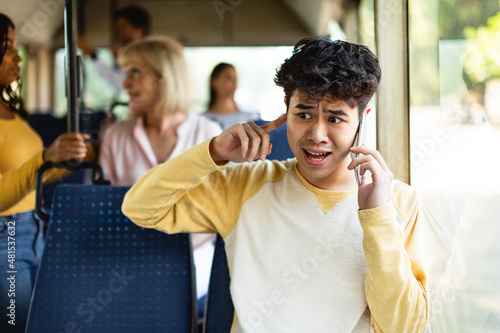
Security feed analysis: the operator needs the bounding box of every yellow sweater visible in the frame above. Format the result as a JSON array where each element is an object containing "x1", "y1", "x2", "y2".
[
  {"x1": 0, "y1": 113, "x2": 45, "y2": 215},
  {"x1": 123, "y1": 139, "x2": 428, "y2": 332}
]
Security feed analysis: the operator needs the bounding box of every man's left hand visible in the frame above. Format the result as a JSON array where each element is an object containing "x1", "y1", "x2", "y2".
[{"x1": 348, "y1": 144, "x2": 393, "y2": 210}]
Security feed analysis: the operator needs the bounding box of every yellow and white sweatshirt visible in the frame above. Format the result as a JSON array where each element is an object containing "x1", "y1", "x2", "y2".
[{"x1": 122, "y1": 139, "x2": 428, "y2": 333}]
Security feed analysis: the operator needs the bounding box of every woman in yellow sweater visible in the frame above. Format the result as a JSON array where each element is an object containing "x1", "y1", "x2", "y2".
[{"x1": 0, "y1": 13, "x2": 89, "y2": 332}]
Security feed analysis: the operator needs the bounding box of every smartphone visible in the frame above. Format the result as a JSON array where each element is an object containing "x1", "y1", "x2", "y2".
[{"x1": 350, "y1": 112, "x2": 367, "y2": 185}]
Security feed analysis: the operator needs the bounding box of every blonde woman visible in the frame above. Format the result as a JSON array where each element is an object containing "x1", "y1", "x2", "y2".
[
  {"x1": 99, "y1": 36, "x2": 222, "y2": 185},
  {"x1": 98, "y1": 36, "x2": 221, "y2": 313}
]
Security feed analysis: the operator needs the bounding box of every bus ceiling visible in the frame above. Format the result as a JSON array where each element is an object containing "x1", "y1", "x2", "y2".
[{"x1": 3, "y1": 0, "x2": 361, "y2": 49}]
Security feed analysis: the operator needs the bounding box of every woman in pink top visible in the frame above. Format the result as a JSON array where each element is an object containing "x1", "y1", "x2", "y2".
[
  {"x1": 98, "y1": 36, "x2": 221, "y2": 317},
  {"x1": 99, "y1": 36, "x2": 222, "y2": 185}
]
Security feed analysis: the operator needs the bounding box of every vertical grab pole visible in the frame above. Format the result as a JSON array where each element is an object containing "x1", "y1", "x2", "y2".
[{"x1": 64, "y1": 0, "x2": 79, "y2": 133}]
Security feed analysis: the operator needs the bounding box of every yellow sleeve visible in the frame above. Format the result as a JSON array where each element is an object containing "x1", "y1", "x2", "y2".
[
  {"x1": 359, "y1": 181, "x2": 428, "y2": 333},
  {"x1": 122, "y1": 138, "x2": 273, "y2": 238},
  {"x1": 0, "y1": 143, "x2": 96, "y2": 213},
  {"x1": 0, "y1": 151, "x2": 44, "y2": 212}
]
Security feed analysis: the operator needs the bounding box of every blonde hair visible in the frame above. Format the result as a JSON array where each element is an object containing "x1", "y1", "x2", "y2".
[{"x1": 118, "y1": 36, "x2": 194, "y2": 118}]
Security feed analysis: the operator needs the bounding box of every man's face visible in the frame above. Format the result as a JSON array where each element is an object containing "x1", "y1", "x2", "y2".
[
  {"x1": 114, "y1": 18, "x2": 144, "y2": 46},
  {"x1": 286, "y1": 90, "x2": 360, "y2": 190}
]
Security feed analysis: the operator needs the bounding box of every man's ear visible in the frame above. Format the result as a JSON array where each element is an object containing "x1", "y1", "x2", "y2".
[
  {"x1": 284, "y1": 97, "x2": 288, "y2": 112},
  {"x1": 362, "y1": 107, "x2": 371, "y2": 118},
  {"x1": 138, "y1": 27, "x2": 147, "y2": 39}
]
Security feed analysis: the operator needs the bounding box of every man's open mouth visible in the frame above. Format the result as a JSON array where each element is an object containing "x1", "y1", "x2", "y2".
[{"x1": 303, "y1": 149, "x2": 331, "y2": 161}]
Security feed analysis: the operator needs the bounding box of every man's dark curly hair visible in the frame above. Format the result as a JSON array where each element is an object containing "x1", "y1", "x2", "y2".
[
  {"x1": 275, "y1": 37, "x2": 381, "y2": 114},
  {"x1": 114, "y1": 5, "x2": 151, "y2": 36}
]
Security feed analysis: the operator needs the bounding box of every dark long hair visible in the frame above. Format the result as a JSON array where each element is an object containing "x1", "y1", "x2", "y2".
[
  {"x1": 208, "y1": 62, "x2": 234, "y2": 109},
  {"x1": 0, "y1": 13, "x2": 27, "y2": 119}
]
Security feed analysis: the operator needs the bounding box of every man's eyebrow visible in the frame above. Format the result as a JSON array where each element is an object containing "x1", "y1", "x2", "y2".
[
  {"x1": 293, "y1": 104, "x2": 350, "y2": 117},
  {"x1": 294, "y1": 103, "x2": 315, "y2": 110},
  {"x1": 327, "y1": 110, "x2": 349, "y2": 117}
]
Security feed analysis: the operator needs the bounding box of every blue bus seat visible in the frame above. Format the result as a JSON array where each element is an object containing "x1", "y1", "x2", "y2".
[
  {"x1": 26, "y1": 185, "x2": 197, "y2": 333},
  {"x1": 203, "y1": 235, "x2": 234, "y2": 333},
  {"x1": 254, "y1": 119, "x2": 294, "y2": 161}
]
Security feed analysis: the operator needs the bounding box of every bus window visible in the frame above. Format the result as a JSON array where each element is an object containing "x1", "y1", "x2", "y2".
[
  {"x1": 54, "y1": 47, "x2": 128, "y2": 118},
  {"x1": 183, "y1": 46, "x2": 292, "y2": 120},
  {"x1": 409, "y1": 0, "x2": 500, "y2": 331}
]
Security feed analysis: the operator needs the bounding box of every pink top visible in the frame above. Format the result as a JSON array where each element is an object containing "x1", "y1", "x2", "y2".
[{"x1": 99, "y1": 112, "x2": 222, "y2": 186}]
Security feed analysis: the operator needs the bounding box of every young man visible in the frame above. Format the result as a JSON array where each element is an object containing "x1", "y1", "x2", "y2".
[
  {"x1": 122, "y1": 37, "x2": 427, "y2": 332},
  {"x1": 78, "y1": 5, "x2": 150, "y2": 91}
]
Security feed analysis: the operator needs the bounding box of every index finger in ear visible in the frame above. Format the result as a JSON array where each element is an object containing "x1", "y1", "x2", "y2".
[
  {"x1": 260, "y1": 113, "x2": 287, "y2": 133},
  {"x1": 247, "y1": 122, "x2": 271, "y2": 160}
]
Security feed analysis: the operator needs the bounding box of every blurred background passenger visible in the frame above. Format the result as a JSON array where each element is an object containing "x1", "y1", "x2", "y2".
[
  {"x1": 204, "y1": 62, "x2": 261, "y2": 129},
  {"x1": 0, "y1": 13, "x2": 89, "y2": 333},
  {"x1": 78, "y1": 5, "x2": 151, "y2": 92},
  {"x1": 98, "y1": 36, "x2": 222, "y2": 185},
  {"x1": 98, "y1": 36, "x2": 221, "y2": 315}
]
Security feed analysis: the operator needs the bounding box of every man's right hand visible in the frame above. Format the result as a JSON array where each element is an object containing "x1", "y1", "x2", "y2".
[
  {"x1": 209, "y1": 114, "x2": 287, "y2": 165},
  {"x1": 77, "y1": 35, "x2": 96, "y2": 57}
]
